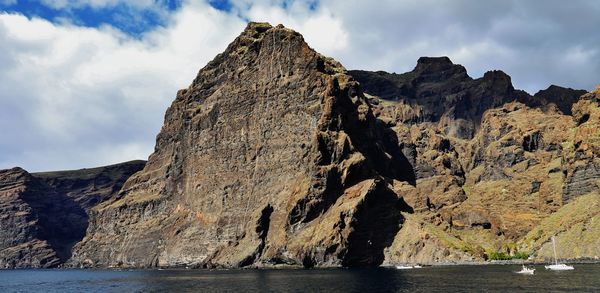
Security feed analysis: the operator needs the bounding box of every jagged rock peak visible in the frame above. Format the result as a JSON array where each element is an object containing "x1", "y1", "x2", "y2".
[
  {"x1": 190, "y1": 22, "x2": 346, "y2": 89},
  {"x1": 350, "y1": 57, "x2": 589, "y2": 139},
  {"x1": 234, "y1": 22, "x2": 296, "y2": 48},
  {"x1": 482, "y1": 70, "x2": 511, "y2": 83},
  {"x1": 480, "y1": 70, "x2": 515, "y2": 93},
  {"x1": 414, "y1": 56, "x2": 467, "y2": 75},
  {"x1": 417, "y1": 56, "x2": 453, "y2": 64},
  {"x1": 532, "y1": 85, "x2": 588, "y2": 115},
  {"x1": 71, "y1": 21, "x2": 414, "y2": 269}
]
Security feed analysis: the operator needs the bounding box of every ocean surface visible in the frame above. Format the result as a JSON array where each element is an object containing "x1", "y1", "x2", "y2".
[{"x1": 1, "y1": 264, "x2": 599, "y2": 292}]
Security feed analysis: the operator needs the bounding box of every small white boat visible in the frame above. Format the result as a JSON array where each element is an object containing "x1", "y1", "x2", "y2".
[
  {"x1": 545, "y1": 264, "x2": 574, "y2": 270},
  {"x1": 395, "y1": 265, "x2": 422, "y2": 269},
  {"x1": 544, "y1": 236, "x2": 574, "y2": 271},
  {"x1": 516, "y1": 264, "x2": 535, "y2": 275}
]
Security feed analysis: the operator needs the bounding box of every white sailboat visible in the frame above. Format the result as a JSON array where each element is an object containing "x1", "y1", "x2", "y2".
[{"x1": 544, "y1": 236, "x2": 574, "y2": 271}]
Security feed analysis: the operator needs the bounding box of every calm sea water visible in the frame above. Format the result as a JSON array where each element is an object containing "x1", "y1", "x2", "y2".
[{"x1": 0, "y1": 264, "x2": 599, "y2": 292}]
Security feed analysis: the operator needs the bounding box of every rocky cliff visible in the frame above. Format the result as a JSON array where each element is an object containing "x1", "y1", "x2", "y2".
[
  {"x1": 70, "y1": 22, "x2": 414, "y2": 269},
  {"x1": 350, "y1": 58, "x2": 586, "y2": 139},
  {"x1": 2, "y1": 22, "x2": 598, "y2": 268},
  {"x1": 352, "y1": 59, "x2": 598, "y2": 263},
  {"x1": 0, "y1": 161, "x2": 145, "y2": 268},
  {"x1": 71, "y1": 23, "x2": 598, "y2": 268}
]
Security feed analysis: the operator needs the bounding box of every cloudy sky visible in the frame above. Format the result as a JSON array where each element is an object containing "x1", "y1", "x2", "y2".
[{"x1": 1, "y1": 0, "x2": 599, "y2": 172}]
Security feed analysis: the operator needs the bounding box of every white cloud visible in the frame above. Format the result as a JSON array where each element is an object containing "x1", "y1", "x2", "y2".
[
  {"x1": 227, "y1": 0, "x2": 348, "y2": 56},
  {"x1": 1, "y1": 0, "x2": 600, "y2": 172},
  {"x1": 0, "y1": 2, "x2": 246, "y2": 171},
  {"x1": 316, "y1": 0, "x2": 600, "y2": 93}
]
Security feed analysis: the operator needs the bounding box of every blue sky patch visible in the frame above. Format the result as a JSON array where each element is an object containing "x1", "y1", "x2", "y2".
[
  {"x1": 0, "y1": 0, "x2": 184, "y2": 37},
  {"x1": 208, "y1": 0, "x2": 232, "y2": 12},
  {"x1": 0, "y1": 0, "x2": 321, "y2": 37}
]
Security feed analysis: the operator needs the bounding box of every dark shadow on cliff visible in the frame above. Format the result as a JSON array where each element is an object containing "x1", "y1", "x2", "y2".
[
  {"x1": 287, "y1": 76, "x2": 416, "y2": 229},
  {"x1": 20, "y1": 177, "x2": 89, "y2": 263},
  {"x1": 341, "y1": 80, "x2": 417, "y2": 186},
  {"x1": 27, "y1": 160, "x2": 146, "y2": 263},
  {"x1": 342, "y1": 180, "x2": 413, "y2": 267}
]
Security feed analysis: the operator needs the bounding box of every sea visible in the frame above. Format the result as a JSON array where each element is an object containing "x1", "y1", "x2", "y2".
[{"x1": 0, "y1": 264, "x2": 598, "y2": 292}]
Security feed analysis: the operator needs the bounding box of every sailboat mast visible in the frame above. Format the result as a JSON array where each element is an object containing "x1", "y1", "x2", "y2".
[{"x1": 552, "y1": 236, "x2": 558, "y2": 265}]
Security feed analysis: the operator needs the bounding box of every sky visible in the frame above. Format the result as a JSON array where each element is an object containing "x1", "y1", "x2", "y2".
[{"x1": 1, "y1": 0, "x2": 599, "y2": 172}]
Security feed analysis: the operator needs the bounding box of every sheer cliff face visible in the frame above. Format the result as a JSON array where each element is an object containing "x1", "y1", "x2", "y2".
[
  {"x1": 0, "y1": 161, "x2": 145, "y2": 268},
  {"x1": 355, "y1": 61, "x2": 598, "y2": 264},
  {"x1": 0, "y1": 168, "x2": 69, "y2": 268},
  {"x1": 70, "y1": 24, "x2": 598, "y2": 268},
  {"x1": 71, "y1": 23, "x2": 414, "y2": 268},
  {"x1": 3, "y1": 23, "x2": 595, "y2": 269}
]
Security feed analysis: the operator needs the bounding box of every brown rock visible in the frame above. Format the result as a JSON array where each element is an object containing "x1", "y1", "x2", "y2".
[
  {"x1": 0, "y1": 161, "x2": 145, "y2": 268},
  {"x1": 356, "y1": 58, "x2": 596, "y2": 262},
  {"x1": 70, "y1": 22, "x2": 414, "y2": 268},
  {"x1": 0, "y1": 167, "x2": 79, "y2": 268},
  {"x1": 4, "y1": 24, "x2": 597, "y2": 267}
]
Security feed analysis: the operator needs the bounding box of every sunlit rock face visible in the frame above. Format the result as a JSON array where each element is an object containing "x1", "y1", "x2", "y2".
[
  {"x1": 70, "y1": 23, "x2": 414, "y2": 269},
  {"x1": 355, "y1": 61, "x2": 598, "y2": 264},
  {"x1": 4, "y1": 22, "x2": 597, "y2": 269}
]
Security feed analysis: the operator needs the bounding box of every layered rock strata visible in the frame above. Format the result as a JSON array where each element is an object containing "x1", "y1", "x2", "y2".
[
  {"x1": 353, "y1": 61, "x2": 598, "y2": 264},
  {"x1": 71, "y1": 23, "x2": 414, "y2": 268},
  {"x1": 0, "y1": 161, "x2": 145, "y2": 268},
  {"x1": 3, "y1": 23, "x2": 598, "y2": 268}
]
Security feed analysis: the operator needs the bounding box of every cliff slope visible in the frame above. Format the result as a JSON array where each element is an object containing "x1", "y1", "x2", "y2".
[
  {"x1": 71, "y1": 23, "x2": 414, "y2": 268},
  {"x1": 3, "y1": 23, "x2": 598, "y2": 268},
  {"x1": 352, "y1": 62, "x2": 598, "y2": 264},
  {"x1": 0, "y1": 161, "x2": 145, "y2": 268}
]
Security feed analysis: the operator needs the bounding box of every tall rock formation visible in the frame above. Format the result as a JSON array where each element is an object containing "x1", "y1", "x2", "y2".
[
  {"x1": 0, "y1": 161, "x2": 145, "y2": 268},
  {"x1": 2, "y1": 23, "x2": 597, "y2": 268},
  {"x1": 353, "y1": 61, "x2": 598, "y2": 264},
  {"x1": 71, "y1": 23, "x2": 414, "y2": 268}
]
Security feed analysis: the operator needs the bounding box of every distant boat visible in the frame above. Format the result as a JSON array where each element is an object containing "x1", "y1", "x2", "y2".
[
  {"x1": 395, "y1": 265, "x2": 422, "y2": 269},
  {"x1": 544, "y1": 236, "x2": 574, "y2": 271},
  {"x1": 516, "y1": 264, "x2": 535, "y2": 275},
  {"x1": 395, "y1": 265, "x2": 413, "y2": 269}
]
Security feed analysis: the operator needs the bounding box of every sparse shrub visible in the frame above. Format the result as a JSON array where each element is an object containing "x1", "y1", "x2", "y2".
[
  {"x1": 513, "y1": 251, "x2": 530, "y2": 260},
  {"x1": 470, "y1": 245, "x2": 486, "y2": 259},
  {"x1": 486, "y1": 250, "x2": 530, "y2": 261}
]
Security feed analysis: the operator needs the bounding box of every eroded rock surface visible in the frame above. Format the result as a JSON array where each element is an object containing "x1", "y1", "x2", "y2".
[
  {"x1": 0, "y1": 161, "x2": 145, "y2": 268},
  {"x1": 355, "y1": 61, "x2": 597, "y2": 264},
  {"x1": 33, "y1": 160, "x2": 146, "y2": 212},
  {"x1": 71, "y1": 23, "x2": 414, "y2": 269},
  {"x1": 3, "y1": 23, "x2": 598, "y2": 268}
]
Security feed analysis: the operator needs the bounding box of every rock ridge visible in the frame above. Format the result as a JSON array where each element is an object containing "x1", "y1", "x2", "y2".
[{"x1": 70, "y1": 22, "x2": 415, "y2": 269}]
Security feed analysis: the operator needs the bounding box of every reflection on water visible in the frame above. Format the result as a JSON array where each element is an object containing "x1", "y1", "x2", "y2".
[{"x1": 0, "y1": 264, "x2": 599, "y2": 292}]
